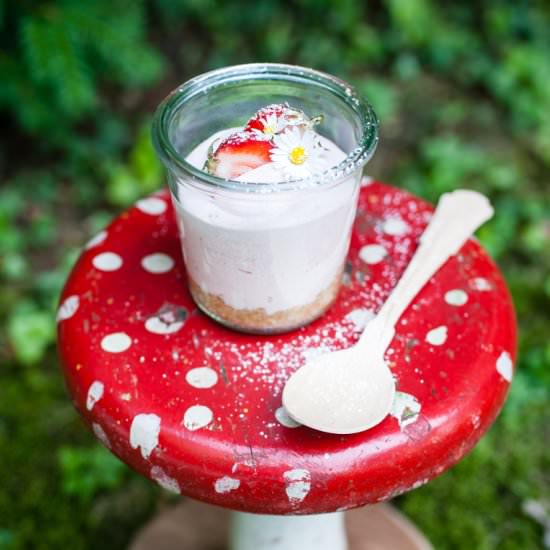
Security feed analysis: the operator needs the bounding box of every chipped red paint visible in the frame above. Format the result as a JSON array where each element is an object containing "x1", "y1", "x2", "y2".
[{"x1": 57, "y1": 182, "x2": 517, "y2": 515}]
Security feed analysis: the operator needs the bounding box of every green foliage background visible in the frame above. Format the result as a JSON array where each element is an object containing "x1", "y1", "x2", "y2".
[{"x1": 1, "y1": 1, "x2": 549, "y2": 548}]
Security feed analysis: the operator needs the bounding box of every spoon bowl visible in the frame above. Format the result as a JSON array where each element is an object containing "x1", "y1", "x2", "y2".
[{"x1": 283, "y1": 345, "x2": 396, "y2": 434}]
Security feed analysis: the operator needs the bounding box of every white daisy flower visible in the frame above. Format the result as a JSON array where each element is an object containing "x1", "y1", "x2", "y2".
[{"x1": 270, "y1": 127, "x2": 328, "y2": 179}]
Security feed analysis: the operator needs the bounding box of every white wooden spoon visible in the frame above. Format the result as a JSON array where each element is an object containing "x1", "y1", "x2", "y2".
[{"x1": 282, "y1": 190, "x2": 494, "y2": 434}]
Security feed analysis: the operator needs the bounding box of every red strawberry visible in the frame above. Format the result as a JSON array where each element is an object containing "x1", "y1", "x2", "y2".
[
  {"x1": 244, "y1": 103, "x2": 310, "y2": 136},
  {"x1": 205, "y1": 131, "x2": 273, "y2": 179}
]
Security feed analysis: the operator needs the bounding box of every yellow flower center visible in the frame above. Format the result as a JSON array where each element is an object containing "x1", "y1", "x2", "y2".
[
  {"x1": 289, "y1": 146, "x2": 307, "y2": 165},
  {"x1": 263, "y1": 124, "x2": 276, "y2": 135}
]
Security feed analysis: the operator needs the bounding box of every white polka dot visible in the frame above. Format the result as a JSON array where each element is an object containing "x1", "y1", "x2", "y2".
[
  {"x1": 85, "y1": 230, "x2": 108, "y2": 250},
  {"x1": 382, "y1": 217, "x2": 410, "y2": 236},
  {"x1": 214, "y1": 476, "x2": 240, "y2": 494},
  {"x1": 283, "y1": 469, "x2": 311, "y2": 503},
  {"x1": 496, "y1": 351, "x2": 513, "y2": 382},
  {"x1": 472, "y1": 277, "x2": 492, "y2": 291},
  {"x1": 151, "y1": 466, "x2": 180, "y2": 494},
  {"x1": 136, "y1": 197, "x2": 167, "y2": 215},
  {"x1": 86, "y1": 381, "x2": 104, "y2": 411},
  {"x1": 275, "y1": 406, "x2": 301, "y2": 428},
  {"x1": 359, "y1": 244, "x2": 387, "y2": 264},
  {"x1": 390, "y1": 391, "x2": 421, "y2": 430},
  {"x1": 130, "y1": 413, "x2": 161, "y2": 459},
  {"x1": 141, "y1": 253, "x2": 174, "y2": 274},
  {"x1": 92, "y1": 423, "x2": 111, "y2": 449},
  {"x1": 345, "y1": 308, "x2": 376, "y2": 331},
  {"x1": 444, "y1": 289, "x2": 468, "y2": 306},
  {"x1": 101, "y1": 332, "x2": 132, "y2": 353},
  {"x1": 186, "y1": 367, "x2": 218, "y2": 389},
  {"x1": 57, "y1": 295, "x2": 79, "y2": 322},
  {"x1": 145, "y1": 316, "x2": 185, "y2": 335},
  {"x1": 92, "y1": 252, "x2": 123, "y2": 272},
  {"x1": 425, "y1": 325, "x2": 448, "y2": 346},
  {"x1": 183, "y1": 405, "x2": 213, "y2": 431}
]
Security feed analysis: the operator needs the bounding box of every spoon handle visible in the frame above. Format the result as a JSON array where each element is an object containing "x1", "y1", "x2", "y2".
[{"x1": 360, "y1": 190, "x2": 494, "y2": 351}]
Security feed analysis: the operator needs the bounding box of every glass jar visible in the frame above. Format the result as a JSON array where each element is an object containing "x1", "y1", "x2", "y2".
[{"x1": 152, "y1": 63, "x2": 378, "y2": 334}]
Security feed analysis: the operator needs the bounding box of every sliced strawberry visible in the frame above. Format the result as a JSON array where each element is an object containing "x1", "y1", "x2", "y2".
[
  {"x1": 205, "y1": 131, "x2": 273, "y2": 179},
  {"x1": 244, "y1": 103, "x2": 310, "y2": 136}
]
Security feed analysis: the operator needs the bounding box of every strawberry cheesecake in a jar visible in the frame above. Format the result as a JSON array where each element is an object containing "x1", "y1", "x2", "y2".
[{"x1": 153, "y1": 64, "x2": 378, "y2": 333}]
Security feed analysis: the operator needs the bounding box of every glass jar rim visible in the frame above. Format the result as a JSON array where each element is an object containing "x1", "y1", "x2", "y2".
[{"x1": 152, "y1": 63, "x2": 379, "y2": 193}]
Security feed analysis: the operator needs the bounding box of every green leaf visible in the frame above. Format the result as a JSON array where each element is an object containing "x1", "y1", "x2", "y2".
[
  {"x1": 58, "y1": 446, "x2": 126, "y2": 503},
  {"x1": 22, "y1": 18, "x2": 96, "y2": 117},
  {"x1": 0, "y1": 220, "x2": 24, "y2": 255},
  {"x1": 0, "y1": 528, "x2": 15, "y2": 549},
  {"x1": 357, "y1": 77, "x2": 398, "y2": 121},
  {"x1": 1, "y1": 253, "x2": 28, "y2": 281},
  {"x1": 7, "y1": 305, "x2": 55, "y2": 366},
  {"x1": 129, "y1": 122, "x2": 163, "y2": 193},
  {"x1": 522, "y1": 221, "x2": 550, "y2": 253},
  {"x1": 28, "y1": 213, "x2": 57, "y2": 247},
  {"x1": 262, "y1": 17, "x2": 294, "y2": 60},
  {"x1": 384, "y1": 0, "x2": 439, "y2": 45},
  {"x1": 105, "y1": 163, "x2": 140, "y2": 207},
  {"x1": 64, "y1": 3, "x2": 165, "y2": 86}
]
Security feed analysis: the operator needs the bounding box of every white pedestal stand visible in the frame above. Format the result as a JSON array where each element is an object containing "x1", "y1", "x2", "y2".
[{"x1": 230, "y1": 511, "x2": 347, "y2": 550}]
